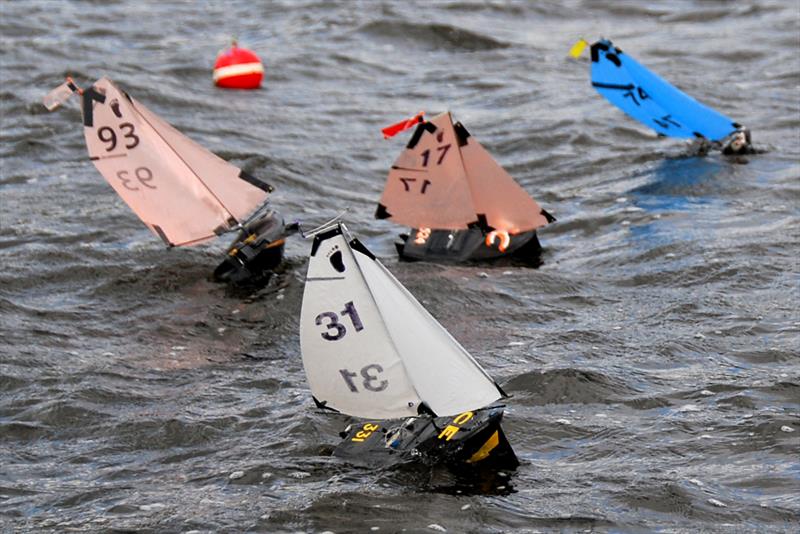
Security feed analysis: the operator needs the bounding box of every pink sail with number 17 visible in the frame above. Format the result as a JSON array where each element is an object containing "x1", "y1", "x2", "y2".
[{"x1": 46, "y1": 77, "x2": 272, "y2": 247}]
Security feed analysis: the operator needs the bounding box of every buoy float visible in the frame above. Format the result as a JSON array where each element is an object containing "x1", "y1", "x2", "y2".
[{"x1": 213, "y1": 41, "x2": 263, "y2": 89}]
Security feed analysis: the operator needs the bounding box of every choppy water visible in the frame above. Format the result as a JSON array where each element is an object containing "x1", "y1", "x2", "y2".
[{"x1": 2, "y1": 1, "x2": 799, "y2": 532}]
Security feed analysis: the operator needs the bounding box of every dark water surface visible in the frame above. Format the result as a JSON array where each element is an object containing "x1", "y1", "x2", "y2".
[{"x1": 1, "y1": 1, "x2": 799, "y2": 532}]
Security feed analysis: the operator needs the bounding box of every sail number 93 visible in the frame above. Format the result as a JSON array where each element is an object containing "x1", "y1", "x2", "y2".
[
  {"x1": 97, "y1": 123, "x2": 139, "y2": 152},
  {"x1": 116, "y1": 166, "x2": 156, "y2": 191}
]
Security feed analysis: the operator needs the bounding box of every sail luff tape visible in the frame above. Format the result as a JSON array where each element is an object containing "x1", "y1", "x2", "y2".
[
  {"x1": 212, "y1": 62, "x2": 264, "y2": 82},
  {"x1": 453, "y1": 122, "x2": 471, "y2": 147}
]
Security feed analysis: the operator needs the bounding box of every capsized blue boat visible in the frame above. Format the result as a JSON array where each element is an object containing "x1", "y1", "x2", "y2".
[{"x1": 590, "y1": 39, "x2": 742, "y2": 142}]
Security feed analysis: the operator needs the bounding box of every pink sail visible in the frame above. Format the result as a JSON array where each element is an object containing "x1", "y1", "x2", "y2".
[
  {"x1": 81, "y1": 77, "x2": 270, "y2": 246},
  {"x1": 377, "y1": 112, "x2": 476, "y2": 229},
  {"x1": 377, "y1": 112, "x2": 549, "y2": 233},
  {"x1": 460, "y1": 135, "x2": 549, "y2": 233}
]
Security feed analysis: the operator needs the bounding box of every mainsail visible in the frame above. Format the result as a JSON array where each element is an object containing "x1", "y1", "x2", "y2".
[
  {"x1": 376, "y1": 112, "x2": 551, "y2": 234},
  {"x1": 589, "y1": 39, "x2": 740, "y2": 141},
  {"x1": 45, "y1": 77, "x2": 272, "y2": 247},
  {"x1": 300, "y1": 223, "x2": 505, "y2": 419}
]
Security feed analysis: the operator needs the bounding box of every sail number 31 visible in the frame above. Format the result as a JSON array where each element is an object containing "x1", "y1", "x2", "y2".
[{"x1": 315, "y1": 301, "x2": 363, "y2": 341}]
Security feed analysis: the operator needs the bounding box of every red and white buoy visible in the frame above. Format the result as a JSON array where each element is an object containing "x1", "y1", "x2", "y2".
[{"x1": 213, "y1": 41, "x2": 264, "y2": 89}]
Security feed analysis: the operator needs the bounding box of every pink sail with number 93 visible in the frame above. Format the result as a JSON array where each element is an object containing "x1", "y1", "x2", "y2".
[{"x1": 45, "y1": 77, "x2": 273, "y2": 247}]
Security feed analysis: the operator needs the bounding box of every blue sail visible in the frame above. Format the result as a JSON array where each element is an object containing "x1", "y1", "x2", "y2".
[{"x1": 590, "y1": 39, "x2": 740, "y2": 141}]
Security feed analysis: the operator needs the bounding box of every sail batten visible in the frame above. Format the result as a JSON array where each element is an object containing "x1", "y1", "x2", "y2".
[{"x1": 301, "y1": 227, "x2": 422, "y2": 419}]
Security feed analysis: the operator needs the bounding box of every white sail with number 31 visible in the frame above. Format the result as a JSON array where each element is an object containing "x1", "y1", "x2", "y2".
[{"x1": 299, "y1": 222, "x2": 506, "y2": 420}]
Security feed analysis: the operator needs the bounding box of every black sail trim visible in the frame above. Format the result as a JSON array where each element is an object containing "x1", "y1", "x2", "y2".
[
  {"x1": 310, "y1": 226, "x2": 343, "y2": 256},
  {"x1": 605, "y1": 53, "x2": 622, "y2": 67},
  {"x1": 406, "y1": 121, "x2": 437, "y2": 150},
  {"x1": 238, "y1": 169, "x2": 274, "y2": 193},
  {"x1": 541, "y1": 208, "x2": 556, "y2": 223},
  {"x1": 590, "y1": 41, "x2": 609, "y2": 62},
  {"x1": 417, "y1": 402, "x2": 437, "y2": 417},
  {"x1": 453, "y1": 121, "x2": 471, "y2": 147},
  {"x1": 349, "y1": 238, "x2": 376, "y2": 260},
  {"x1": 81, "y1": 86, "x2": 106, "y2": 127},
  {"x1": 495, "y1": 381, "x2": 511, "y2": 399},
  {"x1": 313, "y1": 396, "x2": 340, "y2": 412},
  {"x1": 375, "y1": 203, "x2": 391, "y2": 220},
  {"x1": 152, "y1": 225, "x2": 173, "y2": 247},
  {"x1": 468, "y1": 214, "x2": 494, "y2": 233}
]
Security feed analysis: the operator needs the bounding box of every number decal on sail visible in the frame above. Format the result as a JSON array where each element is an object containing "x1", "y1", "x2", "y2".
[
  {"x1": 420, "y1": 144, "x2": 451, "y2": 166},
  {"x1": 622, "y1": 88, "x2": 640, "y2": 106},
  {"x1": 315, "y1": 301, "x2": 363, "y2": 341},
  {"x1": 97, "y1": 123, "x2": 140, "y2": 151},
  {"x1": 339, "y1": 364, "x2": 388, "y2": 393},
  {"x1": 399, "y1": 177, "x2": 432, "y2": 194},
  {"x1": 116, "y1": 166, "x2": 156, "y2": 191},
  {"x1": 98, "y1": 127, "x2": 117, "y2": 152},
  {"x1": 435, "y1": 144, "x2": 451, "y2": 164},
  {"x1": 653, "y1": 114, "x2": 681, "y2": 129},
  {"x1": 119, "y1": 122, "x2": 140, "y2": 149}
]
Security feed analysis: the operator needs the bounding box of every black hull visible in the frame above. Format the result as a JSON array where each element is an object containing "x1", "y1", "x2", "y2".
[
  {"x1": 333, "y1": 406, "x2": 518, "y2": 471},
  {"x1": 213, "y1": 210, "x2": 292, "y2": 284},
  {"x1": 396, "y1": 227, "x2": 542, "y2": 265}
]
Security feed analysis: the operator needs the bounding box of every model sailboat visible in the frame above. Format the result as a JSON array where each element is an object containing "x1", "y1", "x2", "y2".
[
  {"x1": 43, "y1": 77, "x2": 294, "y2": 283},
  {"x1": 576, "y1": 38, "x2": 752, "y2": 154},
  {"x1": 300, "y1": 221, "x2": 518, "y2": 468},
  {"x1": 377, "y1": 112, "x2": 555, "y2": 263}
]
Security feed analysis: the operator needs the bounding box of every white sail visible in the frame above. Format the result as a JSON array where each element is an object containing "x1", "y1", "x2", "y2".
[
  {"x1": 300, "y1": 226, "x2": 422, "y2": 419},
  {"x1": 80, "y1": 77, "x2": 271, "y2": 246},
  {"x1": 300, "y1": 224, "x2": 503, "y2": 419}
]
